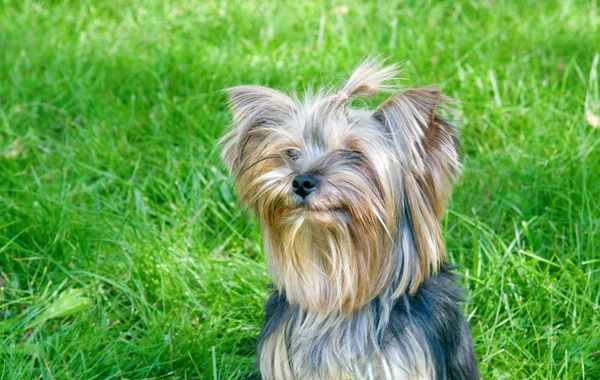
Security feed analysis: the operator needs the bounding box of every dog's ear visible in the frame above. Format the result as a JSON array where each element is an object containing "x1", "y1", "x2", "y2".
[
  {"x1": 375, "y1": 87, "x2": 460, "y2": 216},
  {"x1": 374, "y1": 87, "x2": 460, "y2": 289},
  {"x1": 221, "y1": 85, "x2": 294, "y2": 171}
]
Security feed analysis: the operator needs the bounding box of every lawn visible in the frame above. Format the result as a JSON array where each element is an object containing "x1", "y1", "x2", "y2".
[{"x1": 1, "y1": 0, "x2": 599, "y2": 379}]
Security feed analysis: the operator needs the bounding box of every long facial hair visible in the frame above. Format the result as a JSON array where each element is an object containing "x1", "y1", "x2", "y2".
[{"x1": 221, "y1": 58, "x2": 460, "y2": 316}]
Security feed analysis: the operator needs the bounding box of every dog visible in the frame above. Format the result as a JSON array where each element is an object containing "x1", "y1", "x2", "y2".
[{"x1": 220, "y1": 58, "x2": 480, "y2": 379}]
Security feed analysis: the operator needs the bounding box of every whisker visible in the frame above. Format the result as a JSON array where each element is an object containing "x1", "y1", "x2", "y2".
[{"x1": 236, "y1": 154, "x2": 281, "y2": 180}]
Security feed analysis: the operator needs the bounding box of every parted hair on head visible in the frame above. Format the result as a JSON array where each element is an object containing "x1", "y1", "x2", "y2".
[{"x1": 221, "y1": 58, "x2": 460, "y2": 315}]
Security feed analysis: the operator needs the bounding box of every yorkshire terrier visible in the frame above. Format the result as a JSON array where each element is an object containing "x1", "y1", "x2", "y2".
[{"x1": 221, "y1": 59, "x2": 480, "y2": 380}]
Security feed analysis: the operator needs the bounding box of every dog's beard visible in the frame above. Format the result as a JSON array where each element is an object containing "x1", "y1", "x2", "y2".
[
  {"x1": 262, "y1": 199, "x2": 396, "y2": 315},
  {"x1": 240, "y1": 152, "x2": 404, "y2": 316}
]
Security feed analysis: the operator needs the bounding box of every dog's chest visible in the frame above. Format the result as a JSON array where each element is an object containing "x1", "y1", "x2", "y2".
[{"x1": 257, "y1": 311, "x2": 432, "y2": 380}]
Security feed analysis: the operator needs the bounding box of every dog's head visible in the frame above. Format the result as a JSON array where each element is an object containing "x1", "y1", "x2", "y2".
[{"x1": 221, "y1": 59, "x2": 460, "y2": 315}]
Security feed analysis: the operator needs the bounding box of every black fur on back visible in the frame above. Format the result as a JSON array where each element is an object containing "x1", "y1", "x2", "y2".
[{"x1": 389, "y1": 267, "x2": 480, "y2": 380}]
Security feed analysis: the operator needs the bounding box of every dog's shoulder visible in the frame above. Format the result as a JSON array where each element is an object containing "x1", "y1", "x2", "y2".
[{"x1": 389, "y1": 267, "x2": 480, "y2": 380}]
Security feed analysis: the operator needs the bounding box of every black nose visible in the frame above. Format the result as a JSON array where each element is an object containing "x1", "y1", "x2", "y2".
[{"x1": 292, "y1": 174, "x2": 319, "y2": 198}]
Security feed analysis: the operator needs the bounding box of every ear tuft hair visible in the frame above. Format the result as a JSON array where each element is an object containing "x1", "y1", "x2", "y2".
[{"x1": 340, "y1": 57, "x2": 400, "y2": 99}]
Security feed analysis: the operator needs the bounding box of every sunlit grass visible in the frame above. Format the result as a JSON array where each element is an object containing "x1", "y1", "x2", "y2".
[{"x1": 1, "y1": 0, "x2": 599, "y2": 378}]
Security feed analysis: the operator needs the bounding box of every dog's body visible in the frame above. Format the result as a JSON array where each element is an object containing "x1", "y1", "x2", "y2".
[
  {"x1": 221, "y1": 59, "x2": 480, "y2": 379},
  {"x1": 258, "y1": 269, "x2": 478, "y2": 380}
]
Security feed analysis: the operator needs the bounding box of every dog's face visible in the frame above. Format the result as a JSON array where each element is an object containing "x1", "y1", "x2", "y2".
[{"x1": 221, "y1": 59, "x2": 460, "y2": 315}]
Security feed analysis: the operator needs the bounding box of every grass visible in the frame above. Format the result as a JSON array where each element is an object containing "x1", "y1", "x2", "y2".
[{"x1": 0, "y1": 0, "x2": 599, "y2": 378}]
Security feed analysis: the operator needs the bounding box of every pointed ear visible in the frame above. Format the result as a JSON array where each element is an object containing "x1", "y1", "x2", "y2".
[
  {"x1": 220, "y1": 85, "x2": 294, "y2": 171},
  {"x1": 375, "y1": 87, "x2": 460, "y2": 216},
  {"x1": 374, "y1": 87, "x2": 460, "y2": 287}
]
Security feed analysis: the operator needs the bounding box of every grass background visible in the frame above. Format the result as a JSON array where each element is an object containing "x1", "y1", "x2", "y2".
[{"x1": 1, "y1": 0, "x2": 599, "y2": 378}]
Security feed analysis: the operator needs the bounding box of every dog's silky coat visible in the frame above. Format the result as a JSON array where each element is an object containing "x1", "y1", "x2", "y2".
[{"x1": 221, "y1": 59, "x2": 480, "y2": 379}]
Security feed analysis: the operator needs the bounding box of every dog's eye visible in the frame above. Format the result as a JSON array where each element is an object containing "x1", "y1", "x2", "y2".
[
  {"x1": 286, "y1": 149, "x2": 300, "y2": 161},
  {"x1": 341, "y1": 149, "x2": 364, "y2": 160}
]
